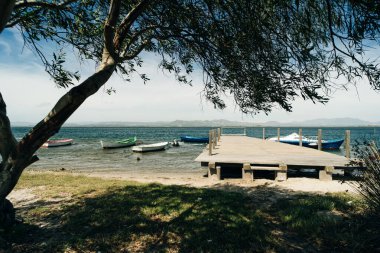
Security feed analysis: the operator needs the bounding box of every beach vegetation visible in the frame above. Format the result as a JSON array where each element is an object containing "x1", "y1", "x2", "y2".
[
  {"x1": 1, "y1": 0, "x2": 380, "y2": 227},
  {"x1": 1, "y1": 172, "x2": 378, "y2": 252},
  {"x1": 353, "y1": 142, "x2": 380, "y2": 215}
]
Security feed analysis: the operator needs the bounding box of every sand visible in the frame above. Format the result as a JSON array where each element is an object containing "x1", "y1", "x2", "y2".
[
  {"x1": 81, "y1": 170, "x2": 357, "y2": 194},
  {"x1": 8, "y1": 169, "x2": 358, "y2": 206}
]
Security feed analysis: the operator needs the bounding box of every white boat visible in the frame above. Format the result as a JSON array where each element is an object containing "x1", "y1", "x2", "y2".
[
  {"x1": 268, "y1": 133, "x2": 344, "y2": 150},
  {"x1": 42, "y1": 138, "x2": 73, "y2": 148},
  {"x1": 132, "y1": 142, "x2": 169, "y2": 152}
]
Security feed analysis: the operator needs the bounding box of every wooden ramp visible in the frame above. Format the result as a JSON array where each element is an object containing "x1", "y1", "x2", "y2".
[{"x1": 195, "y1": 136, "x2": 351, "y2": 181}]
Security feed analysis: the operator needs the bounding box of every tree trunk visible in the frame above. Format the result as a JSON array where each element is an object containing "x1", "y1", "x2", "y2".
[
  {"x1": 0, "y1": 0, "x2": 16, "y2": 33},
  {"x1": 0, "y1": 60, "x2": 116, "y2": 228},
  {"x1": 0, "y1": 198, "x2": 14, "y2": 229}
]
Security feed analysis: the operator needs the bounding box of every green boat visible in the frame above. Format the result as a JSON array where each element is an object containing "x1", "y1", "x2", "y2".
[{"x1": 100, "y1": 136, "x2": 137, "y2": 149}]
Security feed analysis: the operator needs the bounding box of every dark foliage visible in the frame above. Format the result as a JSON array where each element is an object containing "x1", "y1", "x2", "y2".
[
  {"x1": 352, "y1": 141, "x2": 380, "y2": 214},
  {"x1": 6, "y1": 0, "x2": 380, "y2": 114}
]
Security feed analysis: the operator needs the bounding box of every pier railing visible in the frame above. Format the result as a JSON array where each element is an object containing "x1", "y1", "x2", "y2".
[{"x1": 208, "y1": 128, "x2": 221, "y2": 156}]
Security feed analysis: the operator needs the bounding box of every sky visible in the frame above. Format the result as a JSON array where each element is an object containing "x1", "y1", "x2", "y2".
[{"x1": 1, "y1": 28, "x2": 380, "y2": 125}]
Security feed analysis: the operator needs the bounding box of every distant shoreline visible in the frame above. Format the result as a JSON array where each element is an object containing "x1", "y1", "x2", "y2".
[
  {"x1": 12, "y1": 124, "x2": 380, "y2": 128},
  {"x1": 11, "y1": 117, "x2": 380, "y2": 128}
]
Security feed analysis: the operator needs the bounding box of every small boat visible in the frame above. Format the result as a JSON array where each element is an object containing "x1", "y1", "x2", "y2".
[
  {"x1": 180, "y1": 136, "x2": 209, "y2": 143},
  {"x1": 42, "y1": 138, "x2": 73, "y2": 148},
  {"x1": 132, "y1": 142, "x2": 169, "y2": 152},
  {"x1": 101, "y1": 137, "x2": 137, "y2": 149},
  {"x1": 308, "y1": 138, "x2": 345, "y2": 150},
  {"x1": 268, "y1": 133, "x2": 344, "y2": 150},
  {"x1": 171, "y1": 139, "x2": 180, "y2": 147}
]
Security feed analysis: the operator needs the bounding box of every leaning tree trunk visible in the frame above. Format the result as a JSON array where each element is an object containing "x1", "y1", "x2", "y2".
[
  {"x1": 0, "y1": 57, "x2": 116, "y2": 228},
  {"x1": 0, "y1": 0, "x2": 15, "y2": 33}
]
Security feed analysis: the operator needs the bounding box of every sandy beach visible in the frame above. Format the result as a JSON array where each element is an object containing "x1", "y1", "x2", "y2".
[
  {"x1": 7, "y1": 168, "x2": 358, "y2": 207},
  {"x1": 84, "y1": 170, "x2": 357, "y2": 193}
]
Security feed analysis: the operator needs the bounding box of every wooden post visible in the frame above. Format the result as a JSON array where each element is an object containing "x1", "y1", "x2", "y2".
[
  {"x1": 262, "y1": 128, "x2": 265, "y2": 140},
  {"x1": 277, "y1": 128, "x2": 280, "y2": 142},
  {"x1": 213, "y1": 129, "x2": 217, "y2": 148},
  {"x1": 299, "y1": 128, "x2": 302, "y2": 146},
  {"x1": 317, "y1": 129, "x2": 322, "y2": 150},
  {"x1": 216, "y1": 166, "x2": 221, "y2": 180},
  {"x1": 218, "y1": 128, "x2": 221, "y2": 141},
  {"x1": 208, "y1": 130, "x2": 212, "y2": 156},
  {"x1": 345, "y1": 130, "x2": 351, "y2": 158}
]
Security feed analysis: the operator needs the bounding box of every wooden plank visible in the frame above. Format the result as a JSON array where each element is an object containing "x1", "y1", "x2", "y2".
[
  {"x1": 195, "y1": 136, "x2": 350, "y2": 167},
  {"x1": 250, "y1": 166, "x2": 284, "y2": 171}
]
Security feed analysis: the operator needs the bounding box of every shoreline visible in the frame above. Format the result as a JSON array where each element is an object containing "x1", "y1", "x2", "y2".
[{"x1": 21, "y1": 169, "x2": 358, "y2": 194}]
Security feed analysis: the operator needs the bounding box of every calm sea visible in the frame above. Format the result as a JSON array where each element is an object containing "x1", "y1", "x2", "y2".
[{"x1": 11, "y1": 127, "x2": 380, "y2": 173}]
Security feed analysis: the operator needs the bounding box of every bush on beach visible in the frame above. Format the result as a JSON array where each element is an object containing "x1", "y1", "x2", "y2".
[{"x1": 353, "y1": 141, "x2": 380, "y2": 215}]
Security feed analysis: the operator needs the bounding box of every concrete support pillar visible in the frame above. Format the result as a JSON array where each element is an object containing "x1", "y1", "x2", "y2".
[
  {"x1": 275, "y1": 164, "x2": 288, "y2": 181},
  {"x1": 208, "y1": 162, "x2": 216, "y2": 178},
  {"x1": 216, "y1": 166, "x2": 221, "y2": 180},
  {"x1": 242, "y1": 163, "x2": 253, "y2": 181},
  {"x1": 319, "y1": 166, "x2": 334, "y2": 181}
]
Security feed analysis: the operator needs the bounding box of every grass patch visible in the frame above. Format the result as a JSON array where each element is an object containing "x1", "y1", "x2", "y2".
[{"x1": 2, "y1": 172, "x2": 379, "y2": 252}]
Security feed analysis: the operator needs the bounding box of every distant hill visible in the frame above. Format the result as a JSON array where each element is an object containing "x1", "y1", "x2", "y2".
[
  {"x1": 272, "y1": 117, "x2": 380, "y2": 127},
  {"x1": 12, "y1": 117, "x2": 380, "y2": 127}
]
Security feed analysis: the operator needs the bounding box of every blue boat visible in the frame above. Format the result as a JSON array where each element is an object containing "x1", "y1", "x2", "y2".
[
  {"x1": 268, "y1": 133, "x2": 344, "y2": 150},
  {"x1": 180, "y1": 136, "x2": 209, "y2": 143},
  {"x1": 308, "y1": 139, "x2": 344, "y2": 150}
]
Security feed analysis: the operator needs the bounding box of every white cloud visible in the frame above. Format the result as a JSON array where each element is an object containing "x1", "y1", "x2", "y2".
[{"x1": 1, "y1": 44, "x2": 380, "y2": 124}]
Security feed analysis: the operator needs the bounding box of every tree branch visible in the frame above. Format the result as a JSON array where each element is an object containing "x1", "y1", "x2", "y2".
[
  {"x1": 14, "y1": 0, "x2": 77, "y2": 10},
  {"x1": 104, "y1": 0, "x2": 122, "y2": 61},
  {"x1": 114, "y1": 0, "x2": 152, "y2": 50}
]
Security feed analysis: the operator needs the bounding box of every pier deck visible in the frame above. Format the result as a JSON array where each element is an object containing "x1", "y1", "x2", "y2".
[{"x1": 195, "y1": 136, "x2": 351, "y2": 181}]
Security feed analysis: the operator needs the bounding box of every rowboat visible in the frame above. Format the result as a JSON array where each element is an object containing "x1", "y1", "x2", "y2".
[
  {"x1": 132, "y1": 142, "x2": 169, "y2": 152},
  {"x1": 180, "y1": 136, "x2": 209, "y2": 143},
  {"x1": 268, "y1": 133, "x2": 344, "y2": 150},
  {"x1": 100, "y1": 137, "x2": 137, "y2": 149},
  {"x1": 42, "y1": 138, "x2": 73, "y2": 148}
]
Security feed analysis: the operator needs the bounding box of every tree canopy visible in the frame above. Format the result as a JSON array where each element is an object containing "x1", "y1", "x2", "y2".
[
  {"x1": 4, "y1": 0, "x2": 380, "y2": 113},
  {"x1": 1, "y1": 0, "x2": 380, "y2": 226}
]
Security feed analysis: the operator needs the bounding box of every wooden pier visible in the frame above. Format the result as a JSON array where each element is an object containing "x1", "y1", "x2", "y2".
[{"x1": 195, "y1": 134, "x2": 351, "y2": 182}]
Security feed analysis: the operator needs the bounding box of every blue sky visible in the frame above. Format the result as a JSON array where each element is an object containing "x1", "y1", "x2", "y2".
[{"x1": 1, "y1": 28, "x2": 380, "y2": 125}]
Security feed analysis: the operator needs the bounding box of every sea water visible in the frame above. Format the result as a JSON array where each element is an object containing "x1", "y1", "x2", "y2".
[{"x1": 11, "y1": 127, "x2": 380, "y2": 174}]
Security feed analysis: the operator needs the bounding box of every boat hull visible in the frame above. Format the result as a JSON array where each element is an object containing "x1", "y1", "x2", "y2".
[
  {"x1": 308, "y1": 139, "x2": 344, "y2": 150},
  {"x1": 269, "y1": 133, "x2": 344, "y2": 150},
  {"x1": 180, "y1": 136, "x2": 209, "y2": 143},
  {"x1": 132, "y1": 142, "x2": 169, "y2": 152},
  {"x1": 42, "y1": 139, "x2": 73, "y2": 148},
  {"x1": 101, "y1": 137, "x2": 137, "y2": 149}
]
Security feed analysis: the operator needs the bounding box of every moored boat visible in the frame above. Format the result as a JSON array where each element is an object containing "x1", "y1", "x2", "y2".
[
  {"x1": 132, "y1": 142, "x2": 169, "y2": 152},
  {"x1": 308, "y1": 138, "x2": 345, "y2": 150},
  {"x1": 101, "y1": 137, "x2": 137, "y2": 149},
  {"x1": 42, "y1": 138, "x2": 73, "y2": 148},
  {"x1": 180, "y1": 135, "x2": 209, "y2": 143},
  {"x1": 268, "y1": 133, "x2": 344, "y2": 150}
]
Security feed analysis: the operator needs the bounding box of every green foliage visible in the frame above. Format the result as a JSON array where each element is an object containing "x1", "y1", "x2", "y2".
[
  {"x1": 353, "y1": 142, "x2": 380, "y2": 214},
  {"x1": 5, "y1": 0, "x2": 380, "y2": 114}
]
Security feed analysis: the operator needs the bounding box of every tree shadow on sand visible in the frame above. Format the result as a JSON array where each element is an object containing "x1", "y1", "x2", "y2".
[{"x1": 2, "y1": 183, "x2": 378, "y2": 252}]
